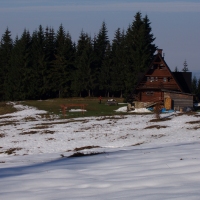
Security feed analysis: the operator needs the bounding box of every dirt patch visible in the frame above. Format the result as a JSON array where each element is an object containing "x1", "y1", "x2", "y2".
[
  {"x1": 76, "y1": 127, "x2": 92, "y2": 131},
  {"x1": 0, "y1": 121, "x2": 18, "y2": 126},
  {"x1": 118, "y1": 134, "x2": 130, "y2": 139},
  {"x1": 74, "y1": 146, "x2": 101, "y2": 151},
  {"x1": 0, "y1": 133, "x2": 5, "y2": 138},
  {"x1": 4, "y1": 148, "x2": 22, "y2": 155},
  {"x1": 68, "y1": 151, "x2": 104, "y2": 158},
  {"x1": 187, "y1": 126, "x2": 200, "y2": 130},
  {"x1": 0, "y1": 116, "x2": 13, "y2": 119},
  {"x1": 149, "y1": 118, "x2": 172, "y2": 122},
  {"x1": 186, "y1": 120, "x2": 200, "y2": 124},
  {"x1": 46, "y1": 138, "x2": 55, "y2": 141},
  {"x1": 20, "y1": 131, "x2": 38, "y2": 135},
  {"x1": 144, "y1": 125, "x2": 168, "y2": 129},
  {"x1": 31, "y1": 125, "x2": 50, "y2": 129},
  {"x1": 132, "y1": 142, "x2": 144, "y2": 146},
  {"x1": 98, "y1": 116, "x2": 126, "y2": 121},
  {"x1": 39, "y1": 119, "x2": 89, "y2": 126},
  {"x1": 40, "y1": 130, "x2": 55, "y2": 134},
  {"x1": 23, "y1": 116, "x2": 37, "y2": 121},
  {"x1": 38, "y1": 113, "x2": 52, "y2": 119},
  {"x1": 151, "y1": 134, "x2": 165, "y2": 138}
]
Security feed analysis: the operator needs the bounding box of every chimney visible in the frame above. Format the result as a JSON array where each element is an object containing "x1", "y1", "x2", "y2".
[{"x1": 157, "y1": 49, "x2": 163, "y2": 55}]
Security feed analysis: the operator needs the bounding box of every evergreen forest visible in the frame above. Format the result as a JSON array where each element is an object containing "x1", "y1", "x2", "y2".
[{"x1": 0, "y1": 12, "x2": 163, "y2": 101}]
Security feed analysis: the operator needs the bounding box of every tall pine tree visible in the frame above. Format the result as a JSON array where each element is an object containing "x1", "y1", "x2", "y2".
[
  {"x1": 92, "y1": 21, "x2": 110, "y2": 96},
  {"x1": 72, "y1": 31, "x2": 94, "y2": 97},
  {"x1": 0, "y1": 28, "x2": 13, "y2": 100}
]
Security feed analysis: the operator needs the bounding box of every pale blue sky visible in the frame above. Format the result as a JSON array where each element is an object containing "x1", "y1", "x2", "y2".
[{"x1": 1, "y1": 0, "x2": 200, "y2": 77}]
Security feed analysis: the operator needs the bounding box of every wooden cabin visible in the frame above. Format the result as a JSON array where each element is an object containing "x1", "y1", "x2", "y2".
[{"x1": 131, "y1": 49, "x2": 193, "y2": 111}]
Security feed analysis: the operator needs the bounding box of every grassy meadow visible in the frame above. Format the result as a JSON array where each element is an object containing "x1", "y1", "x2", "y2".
[
  {"x1": 17, "y1": 97, "x2": 127, "y2": 118},
  {"x1": 0, "y1": 102, "x2": 17, "y2": 115}
]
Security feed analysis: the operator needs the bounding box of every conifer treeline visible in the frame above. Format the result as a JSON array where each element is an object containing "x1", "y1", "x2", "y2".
[
  {"x1": 0, "y1": 12, "x2": 157, "y2": 101},
  {"x1": 192, "y1": 76, "x2": 200, "y2": 100}
]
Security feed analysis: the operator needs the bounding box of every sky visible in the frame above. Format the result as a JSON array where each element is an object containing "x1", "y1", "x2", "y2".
[
  {"x1": 0, "y1": 103, "x2": 200, "y2": 199},
  {"x1": 1, "y1": 0, "x2": 200, "y2": 77}
]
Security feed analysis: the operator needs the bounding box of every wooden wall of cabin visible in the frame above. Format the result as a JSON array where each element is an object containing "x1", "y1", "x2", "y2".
[
  {"x1": 164, "y1": 92, "x2": 193, "y2": 110},
  {"x1": 139, "y1": 90, "x2": 163, "y2": 102}
]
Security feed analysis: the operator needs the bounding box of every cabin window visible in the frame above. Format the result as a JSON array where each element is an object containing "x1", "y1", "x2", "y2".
[
  {"x1": 150, "y1": 77, "x2": 154, "y2": 82},
  {"x1": 163, "y1": 77, "x2": 167, "y2": 82},
  {"x1": 146, "y1": 91, "x2": 154, "y2": 96},
  {"x1": 160, "y1": 64, "x2": 166, "y2": 70},
  {"x1": 155, "y1": 77, "x2": 158, "y2": 81}
]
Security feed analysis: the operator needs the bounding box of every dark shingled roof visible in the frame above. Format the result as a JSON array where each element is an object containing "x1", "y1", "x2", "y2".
[{"x1": 172, "y1": 72, "x2": 192, "y2": 93}]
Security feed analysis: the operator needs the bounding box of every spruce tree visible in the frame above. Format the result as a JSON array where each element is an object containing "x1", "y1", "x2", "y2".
[
  {"x1": 72, "y1": 31, "x2": 94, "y2": 97},
  {"x1": 92, "y1": 21, "x2": 110, "y2": 95},
  {"x1": 0, "y1": 28, "x2": 13, "y2": 100},
  {"x1": 192, "y1": 76, "x2": 197, "y2": 95},
  {"x1": 124, "y1": 12, "x2": 157, "y2": 99},
  {"x1": 99, "y1": 43, "x2": 112, "y2": 97},
  {"x1": 6, "y1": 29, "x2": 32, "y2": 100},
  {"x1": 174, "y1": 66, "x2": 179, "y2": 72},
  {"x1": 50, "y1": 25, "x2": 75, "y2": 97},
  {"x1": 30, "y1": 25, "x2": 47, "y2": 99},
  {"x1": 111, "y1": 28, "x2": 127, "y2": 97},
  {"x1": 197, "y1": 78, "x2": 200, "y2": 99},
  {"x1": 182, "y1": 59, "x2": 189, "y2": 72}
]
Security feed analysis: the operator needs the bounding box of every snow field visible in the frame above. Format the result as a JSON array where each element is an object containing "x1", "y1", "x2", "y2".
[{"x1": 0, "y1": 103, "x2": 200, "y2": 199}]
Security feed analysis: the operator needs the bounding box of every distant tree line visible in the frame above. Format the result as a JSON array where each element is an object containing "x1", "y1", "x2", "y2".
[
  {"x1": 192, "y1": 76, "x2": 200, "y2": 100},
  {"x1": 0, "y1": 12, "x2": 157, "y2": 101}
]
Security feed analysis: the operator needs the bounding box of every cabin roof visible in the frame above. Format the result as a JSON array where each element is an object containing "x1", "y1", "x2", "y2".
[{"x1": 134, "y1": 49, "x2": 192, "y2": 94}]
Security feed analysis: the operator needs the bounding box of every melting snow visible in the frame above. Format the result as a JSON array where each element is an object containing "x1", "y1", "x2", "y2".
[{"x1": 0, "y1": 103, "x2": 200, "y2": 199}]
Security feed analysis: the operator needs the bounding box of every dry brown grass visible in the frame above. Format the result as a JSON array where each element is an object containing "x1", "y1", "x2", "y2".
[
  {"x1": 23, "y1": 116, "x2": 37, "y2": 121},
  {"x1": 0, "y1": 121, "x2": 18, "y2": 126},
  {"x1": 132, "y1": 142, "x2": 144, "y2": 146},
  {"x1": 31, "y1": 125, "x2": 50, "y2": 129},
  {"x1": 118, "y1": 134, "x2": 130, "y2": 139},
  {"x1": 40, "y1": 130, "x2": 55, "y2": 134},
  {"x1": 151, "y1": 134, "x2": 165, "y2": 138},
  {"x1": 187, "y1": 126, "x2": 200, "y2": 130},
  {"x1": 74, "y1": 146, "x2": 101, "y2": 151},
  {"x1": 0, "y1": 133, "x2": 5, "y2": 138},
  {"x1": 0, "y1": 102, "x2": 17, "y2": 115},
  {"x1": 144, "y1": 125, "x2": 168, "y2": 129},
  {"x1": 4, "y1": 148, "x2": 22, "y2": 155},
  {"x1": 68, "y1": 151, "x2": 104, "y2": 158},
  {"x1": 20, "y1": 131, "x2": 38, "y2": 135},
  {"x1": 38, "y1": 119, "x2": 89, "y2": 126},
  {"x1": 0, "y1": 116, "x2": 13, "y2": 119},
  {"x1": 186, "y1": 120, "x2": 200, "y2": 124},
  {"x1": 98, "y1": 116, "x2": 127, "y2": 121},
  {"x1": 149, "y1": 118, "x2": 172, "y2": 122},
  {"x1": 46, "y1": 138, "x2": 55, "y2": 141}
]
